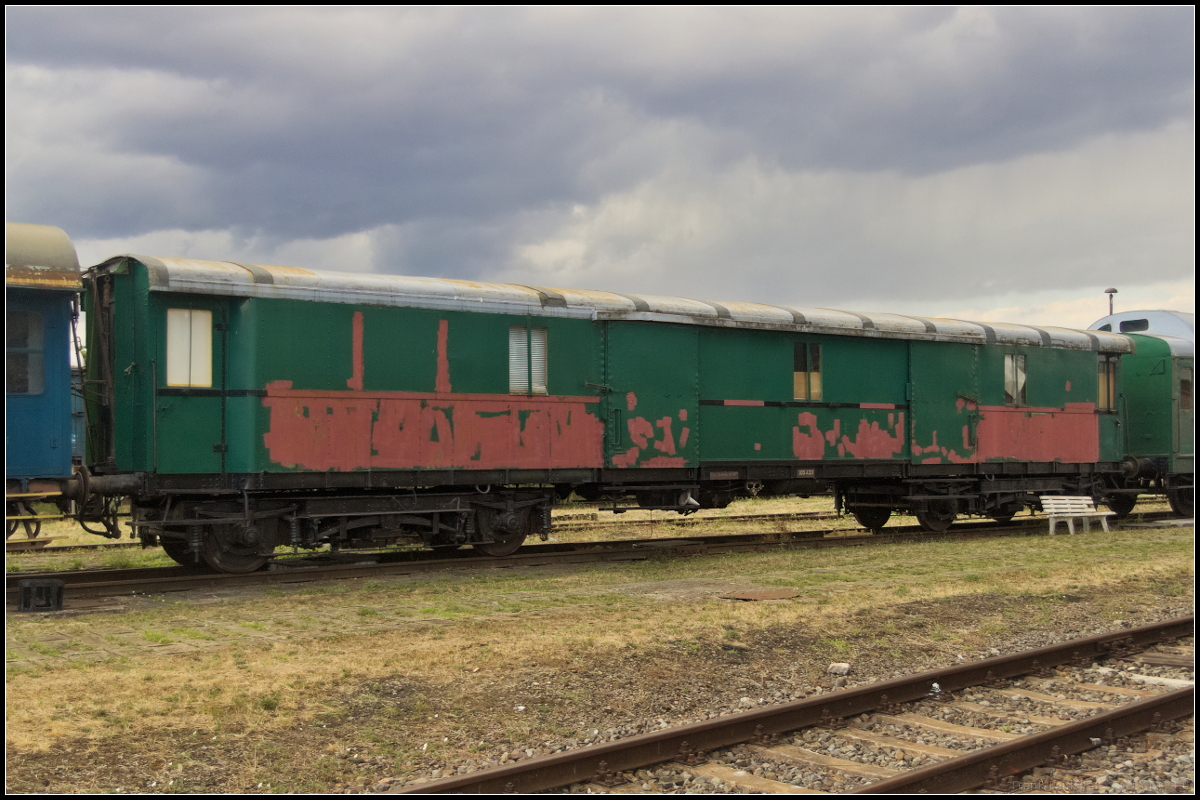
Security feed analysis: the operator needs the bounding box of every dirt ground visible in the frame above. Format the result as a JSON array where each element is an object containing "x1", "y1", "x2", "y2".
[{"x1": 5, "y1": 523, "x2": 1195, "y2": 794}]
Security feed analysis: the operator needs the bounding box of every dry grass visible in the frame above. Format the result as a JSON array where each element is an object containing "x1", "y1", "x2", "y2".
[
  {"x1": 8, "y1": 523, "x2": 1192, "y2": 738},
  {"x1": 5, "y1": 492, "x2": 1192, "y2": 791}
]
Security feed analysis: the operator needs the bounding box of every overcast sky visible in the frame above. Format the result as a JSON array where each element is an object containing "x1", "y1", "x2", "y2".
[{"x1": 6, "y1": 7, "x2": 1194, "y2": 328}]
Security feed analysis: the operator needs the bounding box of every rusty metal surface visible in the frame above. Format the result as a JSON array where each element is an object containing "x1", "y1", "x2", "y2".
[
  {"x1": 5, "y1": 222, "x2": 81, "y2": 290},
  {"x1": 719, "y1": 589, "x2": 804, "y2": 601},
  {"x1": 392, "y1": 616, "x2": 1193, "y2": 794},
  {"x1": 95, "y1": 255, "x2": 1135, "y2": 352}
]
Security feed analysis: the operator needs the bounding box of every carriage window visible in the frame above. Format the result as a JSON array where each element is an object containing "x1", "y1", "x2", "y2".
[
  {"x1": 509, "y1": 325, "x2": 547, "y2": 395},
  {"x1": 166, "y1": 308, "x2": 213, "y2": 387},
  {"x1": 1097, "y1": 355, "x2": 1118, "y2": 411},
  {"x1": 6, "y1": 311, "x2": 45, "y2": 395},
  {"x1": 1182, "y1": 372, "x2": 1193, "y2": 412},
  {"x1": 793, "y1": 343, "x2": 822, "y2": 401},
  {"x1": 1004, "y1": 354, "x2": 1026, "y2": 405},
  {"x1": 1119, "y1": 319, "x2": 1149, "y2": 333}
]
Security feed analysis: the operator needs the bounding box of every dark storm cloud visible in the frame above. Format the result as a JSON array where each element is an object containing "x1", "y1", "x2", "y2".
[{"x1": 5, "y1": 7, "x2": 1195, "y2": 283}]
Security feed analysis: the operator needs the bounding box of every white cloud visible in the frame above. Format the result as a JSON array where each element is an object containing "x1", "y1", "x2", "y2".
[
  {"x1": 6, "y1": 6, "x2": 1193, "y2": 327},
  {"x1": 935, "y1": 280, "x2": 1194, "y2": 331},
  {"x1": 74, "y1": 226, "x2": 395, "y2": 274},
  {"x1": 502, "y1": 121, "x2": 1195, "y2": 321}
]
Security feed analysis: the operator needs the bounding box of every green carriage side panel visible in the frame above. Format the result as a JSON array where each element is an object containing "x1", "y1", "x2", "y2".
[
  {"x1": 697, "y1": 330, "x2": 909, "y2": 461},
  {"x1": 910, "y1": 340, "x2": 980, "y2": 463},
  {"x1": 243, "y1": 299, "x2": 604, "y2": 473},
  {"x1": 604, "y1": 321, "x2": 699, "y2": 468},
  {"x1": 697, "y1": 327, "x2": 791, "y2": 460},
  {"x1": 1119, "y1": 335, "x2": 1189, "y2": 471},
  {"x1": 152, "y1": 293, "x2": 227, "y2": 474},
  {"x1": 966, "y1": 344, "x2": 1106, "y2": 464},
  {"x1": 807, "y1": 335, "x2": 909, "y2": 461},
  {"x1": 1097, "y1": 397, "x2": 1123, "y2": 465},
  {"x1": 223, "y1": 296, "x2": 262, "y2": 475}
]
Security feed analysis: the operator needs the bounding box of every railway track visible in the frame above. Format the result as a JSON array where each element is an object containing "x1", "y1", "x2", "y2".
[
  {"x1": 3, "y1": 508, "x2": 841, "y2": 556},
  {"x1": 5, "y1": 511, "x2": 1186, "y2": 607},
  {"x1": 392, "y1": 617, "x2": 1194, "y2": 794}
]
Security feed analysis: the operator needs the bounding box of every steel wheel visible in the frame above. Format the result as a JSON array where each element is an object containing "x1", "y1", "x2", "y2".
[
  {"x1": 6, "y1": 502, "x2": 42, "y2": 540},
  {"x1": 1104, "y1": 494, "x2": 1138, "y2": 519},
  {"x1": 474, "y1": 528, "x2": 527, "y2": 557},
  {"x1": 160, "y1": 536, "x2": 198, "y2": 566},
  {"x1": 201, "y1": 525, "x2": 269, "y2": 573},
  {"x1": 915, "y1": 500, "x2": 957, "y2": 532},
  {"x1": 474, "y1": 508, "x2": 529, "y2": 557},
  {"x1": 1167, "y1": 486, "x2": 1194, "y2": 518},
  {"x1": 851, "y1": 505, "x2": 891, "y2": 532}
]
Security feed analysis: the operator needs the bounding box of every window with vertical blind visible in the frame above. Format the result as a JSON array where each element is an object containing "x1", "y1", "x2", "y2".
[
  {"x1": 509, "y1": 325, "x2": 547, "y2": 395},
  {"x1": 793, "y1": 342, "x2": 821, "y2": 401},
  {"x1": 1097, "y1": 354, "x2": 1118, "y2": 411},
  {"x1": 166, "y1": 308, "x2": 213, "y2": 387}
]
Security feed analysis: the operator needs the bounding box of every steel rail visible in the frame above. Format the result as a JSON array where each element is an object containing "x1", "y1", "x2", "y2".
[
  {"x1": 389, "y1": 616, "x2": 1194, "y2": 794},
  {"x1": 5, "y1": 512, "x2": 1185, "y2": 605},
  {"x1": 5, "y1": 515, "x2": 1064, "y2": 604},
  {"x1": 853, "y1": 686, "x2": 1194, "y2": 794}
]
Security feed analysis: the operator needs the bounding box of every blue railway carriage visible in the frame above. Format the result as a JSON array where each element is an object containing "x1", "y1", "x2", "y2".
[{"x1": 5, "y1": 222, "x2": 83, "y2": 538}]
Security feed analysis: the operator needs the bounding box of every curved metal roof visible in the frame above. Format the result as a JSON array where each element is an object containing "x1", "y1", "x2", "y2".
[
  {"x1": 5, "y1": 222, "x2": 82, "y2": 290},
  {"x1": 1089, "y1": 310, "x2": 1195, "y2": 343},
  {"x1": 1127, "y1": 333, "x2": 1194, "y2": 359},
  {"x1": 96, "y1": 254, "x2": 1134, "y2": 353}
]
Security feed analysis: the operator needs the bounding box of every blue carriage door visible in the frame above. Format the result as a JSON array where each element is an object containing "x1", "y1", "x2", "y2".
[
  {"x1": 155, "y1": 301, "x2": 227, "y2": 474},
  {"x1": 6, "y1": 293, "x2": 74, "y2": 479}
]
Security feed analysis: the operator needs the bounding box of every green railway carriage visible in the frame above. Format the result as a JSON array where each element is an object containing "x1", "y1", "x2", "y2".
[
  {"x1": 81, "y1": 255, "x2": 1139, "y2": 571},
  {"x1": 1110, "y1": 333, "x2": 1194, "y2": 517}
]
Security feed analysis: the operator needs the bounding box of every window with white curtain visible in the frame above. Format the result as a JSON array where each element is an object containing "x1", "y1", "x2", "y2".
[
  {"x1": 166, "y1": 308, "x2": 213, "y2": 387},
  {"x1": 1004, "y1": 353, "x2": 1026, "y2": 406}
]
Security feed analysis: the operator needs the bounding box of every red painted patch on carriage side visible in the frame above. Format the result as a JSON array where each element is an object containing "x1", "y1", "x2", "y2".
[
  {"x1": 263, "y1": 315, "x2": 602, "y2": 471},
  {"x1": 792, "y1": 412, "x2": 826, "y2": 459},
  {"x1": 839, "y1": 414, "x2": 906, "y2": 458},
  {"x1": 791, "y1": 411, "x2": 906, "y2": 460},
  {"x1": 824, "y1": 419, "x2": 841, "y2": 445},
  {"x1": 973, "y1": 403, "x2": 1099, "y2": 462},
  {"x1": 263, "y1": 384, "x2": 605, "y2": 471},
  {"x1": 611, "y1": 408, "x2": 692, "y2": 467},
  {"x1": 627, "y1": 416, "x2": 654, "y2": 448},
  {"x1": 346, "y1": 312, "x2": 364, "y2": 391}
]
